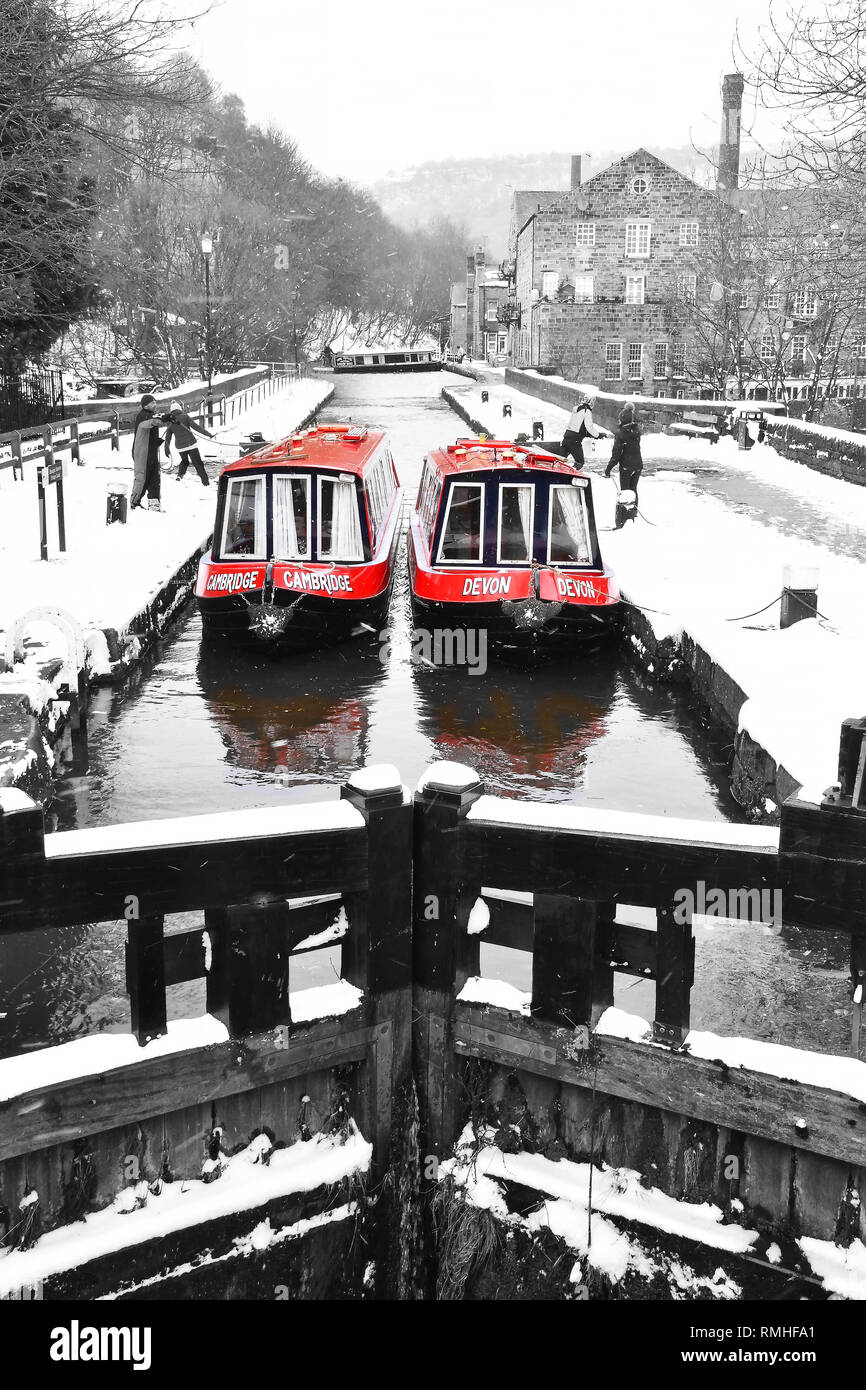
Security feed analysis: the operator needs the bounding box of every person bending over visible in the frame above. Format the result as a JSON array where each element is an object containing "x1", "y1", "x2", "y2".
[{"x1": 164, "y1": 401, "x2": 215, "y2": 485}]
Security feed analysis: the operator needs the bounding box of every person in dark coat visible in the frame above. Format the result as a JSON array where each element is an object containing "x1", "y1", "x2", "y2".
[
  {"x1": 604, "y1": 404, "x2": 643, "y2": 528},
  {"x1": 163, "y1": 401, "x2": 214, "y2": 485},
  {"x1": 131, "y1": 393, "x2": 164, "y2": 509}
]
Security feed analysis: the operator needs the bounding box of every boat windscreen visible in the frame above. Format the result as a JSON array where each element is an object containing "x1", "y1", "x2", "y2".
[
  {"x1": 319, "y1": 476, "x2": 363, "y2": 561},
  {"x1": 548, "y1": 484, "x2": 592, "y2": 564},
  {"x1": 222, "y1": 475, "x2": 266, "y2": 558},
  {"x1": 273, "y1": 476, "x2": 310, "y2": 559},
  {"x1": 498, "y1": 483, "x2": 534, "y2": 563},
  {"x1": 439, "y1": 483, "x2": 483, "y2": 563}
]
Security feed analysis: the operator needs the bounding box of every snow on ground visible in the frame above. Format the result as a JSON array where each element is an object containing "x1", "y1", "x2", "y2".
[
  {"x1": 452, "y1": 374, "x2": 866, "y2": 794},
  {"x1": 0, "y1": 1125, "x2": 371, "y2": 1296},
  {"x1": 0, "y1": 377, "x2": 332, "y2": 681}
]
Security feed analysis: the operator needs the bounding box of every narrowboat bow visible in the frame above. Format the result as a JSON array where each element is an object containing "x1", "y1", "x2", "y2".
[
  {"x1": 408, "y1": 438, "x2": 621, "y2": 659},
  {"x1": 196, "y1": 424, "x2": 402, "y2": 648}
]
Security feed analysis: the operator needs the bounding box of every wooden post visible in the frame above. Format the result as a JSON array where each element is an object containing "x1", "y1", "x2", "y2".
[
  {"x1": 204, "y1": 903, "x2": 291, "y2": 1039},
  {"x1": 341, "y1": 767, "x2": 413, "y2": 1188},
  {"x1": 71, "y1": 421, "x2": 81, "y2": 465},
  {"x1": 653, "y1": 900, "x2": 694, "y2": 1046},
  {"x1": 0, "y1": 790, "x2": 46, "y2": 933},
  {"x1": 852, "y1": 936, "x2": 866, "y2": 1058},
  {"x1": 11, "y1": 432, "x2": 22, "y2": 480},
  {"x1": 413, "y1": 763, "x2": 483, "y2": 1166},
  {"x1": 56, "y1": 469, "x2": 66, "y2": 553},
  {"x1": 110, "y1": 412, "x2": 119, "y2": 452},
  {"x1": 531, "y1": 896, "x2": 614, "y2": 1028},
  {"x1": 839, "y1": 718, "x2": 866, "y2": 809},
  {"x1": 37, "y1": 466, "x2": 48, "y2": 561},
  {"x1": 126, "y1": 915, "x2": 167, "y2": 1045}
]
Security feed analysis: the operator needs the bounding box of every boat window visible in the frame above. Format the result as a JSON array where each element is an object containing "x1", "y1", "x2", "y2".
[
  {"x1": 438, "y1": 482, "x2": 484, "y2": 563},
  {"x1": 319, "y1": 476, "x2": 364, "y2": 561},
  {"x1": 498, "y1": 484, "x2": 534, "y2": 563},
  {"x1": 221, "y1": 475, "x2": 265, "y2": 558},
  {"x1": 273, "y1": 475, "x2": 310, "y2": 559},
  {"x1": 548, "y1": 484, "x2": 592, "y2": 564}
]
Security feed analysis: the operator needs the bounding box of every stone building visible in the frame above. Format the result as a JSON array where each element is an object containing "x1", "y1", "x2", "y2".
[{"x1": 449, "y1": 250, "x2": 509, "y2": 361}]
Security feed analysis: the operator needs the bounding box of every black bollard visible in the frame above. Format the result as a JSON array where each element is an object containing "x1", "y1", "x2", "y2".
[
  {"x1": 532, "y1": 420, "x2": 544, "y2": 440},
  {"x1": 481, "y1": 389, "x2": 489, "y2": 403},
  {"x1": 502, "y1": 402, "x2": 512, "y2": 418}
]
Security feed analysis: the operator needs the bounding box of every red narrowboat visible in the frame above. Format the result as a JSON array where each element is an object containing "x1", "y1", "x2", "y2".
[
  {"x1": 196, "y1": 424, "x2": 402, "y2": 648},
  {"x1": 407, "y1": 438, "x2": 621, "y2": 658}
]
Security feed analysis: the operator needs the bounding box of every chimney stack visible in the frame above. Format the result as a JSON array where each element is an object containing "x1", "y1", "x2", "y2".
[
  {"x1": 571, "y1": 155, "x2": 582, "y2": 190},
  {"x1": 717, "y1": 72, "x2": 745, "y2": 191}
]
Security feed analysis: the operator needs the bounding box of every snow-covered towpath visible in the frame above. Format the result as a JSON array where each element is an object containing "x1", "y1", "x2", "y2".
[{"x1": 448, "y1": 371, "x2": 866, "y2": 800}]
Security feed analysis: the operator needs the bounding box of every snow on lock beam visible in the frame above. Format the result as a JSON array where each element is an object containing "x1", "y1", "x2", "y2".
[
  {"x1": 437, "y1": 1124, "x2": 766, "y2": 1298},
  {"x1": 447, "y1": 383, "x2": 866, "y2": 808},
  {"x1": 0, "y1": 1127, "x2": 372, "y2": 1300}
]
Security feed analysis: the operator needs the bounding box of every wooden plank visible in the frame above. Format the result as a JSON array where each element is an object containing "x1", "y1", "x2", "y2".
[
  {"x1": 452, "y1": 1006, "x2": 866, "y2": 1170},
  {"x1": 126, "y1": 915, "x2": 166, "y2": 1045},
  {"x1": 464, "y1": 818, "x2": 780, "y2": 913},
  {"x1": 653, "y1": 902, "x2": 693, "y2": 1046},
  {"x1": 0, "y1": 1015, "x2": 376, "y2": 1161},
  {"x1": 482, "y1": 895, "x2": 533, "y2": 952},
  {"x1": 0, "y1": 823, "x2": 367, "y2": 934}
]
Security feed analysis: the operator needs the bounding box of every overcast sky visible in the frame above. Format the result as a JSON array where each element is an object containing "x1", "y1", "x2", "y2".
[{"x1": 188, "y1": 0, "x2": 782, "y2": 184}]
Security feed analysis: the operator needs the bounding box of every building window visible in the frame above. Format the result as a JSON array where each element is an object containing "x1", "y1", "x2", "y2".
[
  {"x1": 541, "y1": 270, "x2": 559, "y2": 299},
  {"x1": 573, "y1": 274, "x2": 594, "y2": 303},
  {"x1": 631, "y1": 176, "x2": 649, "y2": 195},
  {"x1": 766, "y1": 291, "x2": 782, "y2": 311},
  {"x1": 625, "y1": 274, "x2": 645, "y2": 305},
  {"x1": 497, "y1": 333, "x2": 507, "y2": 353},
  {"x1": 677, "y1": 273, "x2": 697, "y2": 303},
  {"x1": 576, "y1": 222, "x2": 596, "y2": 247},
  {"x1": 760, "y1": 331, "x2": 775, "y2": 362},
  {"x1": 672, "y1": 344, "x2": 686, "y2": 378},
  {"x1": 625, "y1": 222, "x2": 651, "y2": 257},
  {"x1": 792, "y1": 288, "x2": 817, "y2": 318},
  {"x1": 739, "y1": 288, "x2": 752, "y2": 310},
  {"x1": 790, "y1": 333, "x2": 807, "y2": 370},
  {"x1": 605, "y1": 342, "x2": 622, "y2": 380},
  {"x1": 855, "y1": 340, "x2": 866, "y2": 360},
  {"x1": 627, "y1": 343, "x2": 644, "y2": 379},
  {"x1": 679, "y1": 222, "x2": 699, "y2": 248},
  {"x1": 654, "y1": 342, "x2": 668, "y2": 378}
]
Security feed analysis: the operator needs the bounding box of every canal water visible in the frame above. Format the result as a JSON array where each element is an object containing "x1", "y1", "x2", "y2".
[{"x1": 0, "y1": 373, "x2": 850, "y2": 1060}]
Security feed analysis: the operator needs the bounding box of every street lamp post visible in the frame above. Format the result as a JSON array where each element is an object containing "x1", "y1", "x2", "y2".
[{"x1": 201, "y1": 233, "x2": 214, "y2": 424}]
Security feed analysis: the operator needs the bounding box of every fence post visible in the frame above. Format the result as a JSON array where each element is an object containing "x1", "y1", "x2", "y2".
[
  {"x1": 341, "y1": 766, "x2": 412, "y2": 1204},
  {"x1": 413, "y1": 763, "x2": 483, "y2": 1168},
  {"x1": 126, "y1": 915, "x2": 167, "y2": 1045},
  {"x1": 111, "y1": 413, "x2": 119, "y2": 452},
  {"x1": 204, "y1": 903, "x2": 291, "y2": 1038},
  {"x1": 531, "y1": 896, "x2": 614, "y2": 1029},
  {"x1": 652, "y1": 900, "x2": 694, "y2": 1046},
  {"x1": 70, "y1": 420, "x2": 80, "y2": 465},
  {"x1": 11, "y1": 432, "x2": 22, "y2": 480}
]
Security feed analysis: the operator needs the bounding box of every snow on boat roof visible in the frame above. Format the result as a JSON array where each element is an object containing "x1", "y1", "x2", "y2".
[
  {"x1": 329, "y1": 327, "x2": 439, "y2": 355},
  {"x1": 429, "y1": 440, "x2": 590, "y2": 478},
  {"x1": 221, "y1": 424, "x2": 387, "y2": 477}
]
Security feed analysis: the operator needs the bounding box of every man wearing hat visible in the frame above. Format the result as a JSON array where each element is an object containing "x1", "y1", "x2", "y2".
[
  {"x1": 163, "y1": 401, "x2": 215, "y2": 486},
  {"x1": 131, "y1": 394, "x2": 164, "y2": 510},
  {"x1": 604, "y1": 404, "x2": 644, "y2": 528}
]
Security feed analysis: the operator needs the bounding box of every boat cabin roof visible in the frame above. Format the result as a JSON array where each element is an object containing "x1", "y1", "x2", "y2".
[
  {"x1": 220, "y1": 424, "x2": 387, "y2": 478},
  {"x1": 429, "y1": 439, "x2": 590, "y2": 481}
]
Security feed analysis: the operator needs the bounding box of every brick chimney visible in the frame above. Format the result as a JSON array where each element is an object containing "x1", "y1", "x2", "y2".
[
  {"x1": 570, "y1": 155, "x2": 582, "y2": 190},
  {"x1": 717, "y1": 72, "x2": 745, "y2": 191}
]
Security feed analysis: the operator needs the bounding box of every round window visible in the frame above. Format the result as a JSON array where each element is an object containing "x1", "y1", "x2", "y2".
[{"x1": 632, "y1": 176, "x2": 649, "y2": 195}]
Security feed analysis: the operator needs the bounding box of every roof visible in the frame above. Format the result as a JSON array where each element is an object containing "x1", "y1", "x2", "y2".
[
  {"x1": 429, "y1": 438, "x2": 588, "y2": 480},
  {"x1": 221, "y1": 424, "x2": 387, "y2": 477},
  {"x1": 329, "y1": 326, "x2": 439, "y2": 354}
]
